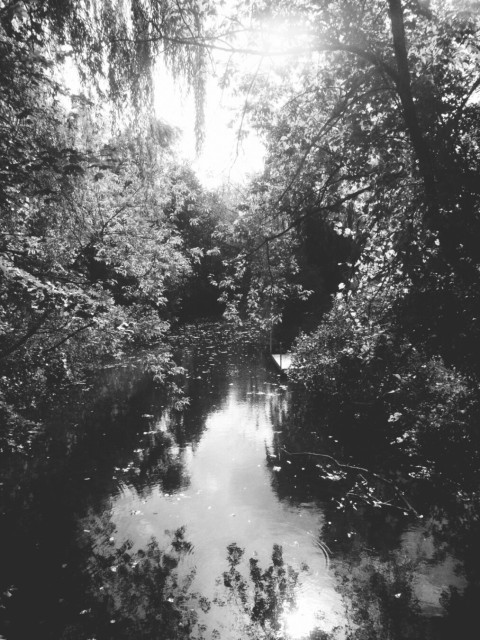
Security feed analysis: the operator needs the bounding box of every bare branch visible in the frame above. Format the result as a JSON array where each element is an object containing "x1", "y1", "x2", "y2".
[{"x1": 282, "y1": 447, "x2": 419, "y2": 516}]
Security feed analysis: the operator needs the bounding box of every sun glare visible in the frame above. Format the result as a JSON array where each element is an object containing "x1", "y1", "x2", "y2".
[
  {"x1": 283, "y1": 602, "x2": 320, "y2": 640},
  {"x1": 257, "y1": 18, "x2": 315, "y2": 60},
  {"x1": 152, "y1": 5, "x2": 319, "y2": 189},
  {"x1": 154, "y1": 61, "x2": 265, "y2": 189}
]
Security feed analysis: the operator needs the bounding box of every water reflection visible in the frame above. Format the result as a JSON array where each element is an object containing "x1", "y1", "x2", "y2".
[
  {"x1": 0, "y1": 325, "x2": 476, "y2": 639},
  {"x1": 109, "y1": 352, "x2": 341, "y2": 637}
]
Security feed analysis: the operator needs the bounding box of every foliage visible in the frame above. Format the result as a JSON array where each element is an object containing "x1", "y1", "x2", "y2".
[
  {"x1": 217, "y1": 0, "x2": 480, "y2": 361},
  {"x1": 205, "y1": 1, "x2": 480, "y2": 497},
  {"x1": 0, "y1": 0, "x2": 216, "y2": 145},
  {"x1": 164, "y1": 165, "x2": 233, "y2": 320},
  {"x1": 288, "y1": 252, "x2": 480, "y2": 492},
  {"x1": 0, "y1": 8, "x2": 228, "y2": 445},
  {"x1": 216, "y1": 190, "x2": 318, "y2": 342},
  {"x1": 61, "y1": 520, "x2": 202, "y2": 640}
]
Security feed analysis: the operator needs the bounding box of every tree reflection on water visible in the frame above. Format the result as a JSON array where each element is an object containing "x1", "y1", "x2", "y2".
[
  {"x1": 65, "y1": 517, "x2": 332, "y2": 640},
  {"x1": 62, "y1": 520, "x2": 200, "y2": 640},
  {"x1": 218, "y1": 542, "x2": 300, "y2": 639}
]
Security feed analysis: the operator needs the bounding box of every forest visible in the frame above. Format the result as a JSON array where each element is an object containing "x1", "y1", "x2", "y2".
[{"x1": 1, "y1": 1, "x2": 480, "y2": 639}]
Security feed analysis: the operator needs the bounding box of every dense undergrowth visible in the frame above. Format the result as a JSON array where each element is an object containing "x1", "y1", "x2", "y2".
[{"x1": 289, "y1": 274, "x2": 480, "y2": 501}]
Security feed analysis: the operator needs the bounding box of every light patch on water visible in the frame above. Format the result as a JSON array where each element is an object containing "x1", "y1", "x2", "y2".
[
  {"x1": 283, "y1": 604, "x2": 320, "y2": 639},
  {"x1": 109, "y1": 360, "x2": 345, "y2": 633}
]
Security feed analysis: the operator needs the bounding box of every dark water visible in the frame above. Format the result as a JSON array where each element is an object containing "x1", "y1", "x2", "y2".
[{"x1": 0, "y1": 325, "x2": 475, "y2": 639}]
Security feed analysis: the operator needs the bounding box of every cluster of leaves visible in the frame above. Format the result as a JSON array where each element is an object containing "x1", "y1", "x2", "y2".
[
  {"x1": 214, "y1": 2, "x2": 480, "y2": 492},
  {"x1": 288, "y1": 217, "x2": 479, "y2": 477},
  {"x1": 0, "y1": 0, "x2": 218, "y2": 145},
  {"x1": 217, "y1": 193, "x2": 312, "y2": 335},
  {"x1": 0, "y1": 10, "x2": 227, "y2": 447}
]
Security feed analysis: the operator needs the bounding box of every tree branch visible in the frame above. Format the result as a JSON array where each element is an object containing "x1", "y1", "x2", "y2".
[
  {"x1": 42, "y1": 321, "x2": 96, "y2": 355},
  {"x1": 0, "y1": 308, "x2": 52, "y2": 360},
  {"x1": 243, "y1": 185, "x2": 372, "y2": 259},
  {"x1": 282, "y1": 446, "x2": 419, "y2": 516}
]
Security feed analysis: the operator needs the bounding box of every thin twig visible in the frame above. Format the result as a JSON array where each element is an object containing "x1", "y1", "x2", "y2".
[{"x1": 282, "y1": 446, "x2": 419, "y2": 516}]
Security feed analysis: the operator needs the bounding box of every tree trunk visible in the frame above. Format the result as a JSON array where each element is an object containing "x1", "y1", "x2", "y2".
[{"x1": 387, "y1": 0, "x2": 438, "y2": 225}]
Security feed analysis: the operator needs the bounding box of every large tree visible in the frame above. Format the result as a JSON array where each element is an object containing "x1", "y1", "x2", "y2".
[
  {"x1": 218, "y1": 0, "x2": 480, "y2": 370},
  {"x1": 0, "y1": 4, "x2": 221, "y2": 439}
]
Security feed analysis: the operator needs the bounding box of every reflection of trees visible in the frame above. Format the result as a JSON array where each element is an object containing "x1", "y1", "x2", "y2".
[
  {"x1": 61, "y1": 517, "x2": 440, "y2": 640},
  {"x1": 222, "y1": 543, "x2": 297, "y2": 637},
  {"x1": 119, "y1": 430, "x2": 189, "y2": 498},
  {"x1": 334, "y1": 556, "x2": 423, "y2": 640},
  {"x1": 319, "y1": 500, "x2": 477, "y2": 640},
  {"x1": 427, "y1": 502, "x2": 480, "y2": 640},
  {"x1": 63, "y1": 520, "x2": 203, "y2": 640},
  {"x1": 217, "y1": 542, "x2": 323, "y2": 640},
  {"x1": 0, "y1": 368, "x2": 188, "y2": 638},
  {"x1": 64, "y1": 516, "x2": 335, "y2": 640}
]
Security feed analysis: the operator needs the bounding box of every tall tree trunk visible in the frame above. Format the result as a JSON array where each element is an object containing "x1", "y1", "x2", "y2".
[{"x1": 388, "y1": 0, "x2": 438, "y2": 225}]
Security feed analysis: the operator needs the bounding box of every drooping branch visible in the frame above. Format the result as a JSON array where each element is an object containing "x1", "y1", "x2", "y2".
[{"x1": 42, "y1": 321, "x2": 96, "y2": 355}]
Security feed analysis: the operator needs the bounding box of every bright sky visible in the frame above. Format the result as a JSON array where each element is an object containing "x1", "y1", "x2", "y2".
[
  {"x1": 152, "y1": 4, "x2": 317, "y2": 190},
  {"x1": 60, "y1": 2, "x2": 316, "y2": 191},
  {"x1": 154, "y1": 62, "x2": 265, "y2": 189}
]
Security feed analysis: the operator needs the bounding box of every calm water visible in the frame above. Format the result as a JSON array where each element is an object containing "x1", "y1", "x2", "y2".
[{"x1": 0, "y1": 325, "x2": 473, "y2": 639}]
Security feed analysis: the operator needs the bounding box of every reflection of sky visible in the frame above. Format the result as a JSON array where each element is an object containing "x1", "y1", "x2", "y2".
[
  {"x1": 105, "y1": 350, "x2": 468, "y2": 638},
  {"x1": 111, "y1": 378, "x2": 343, "y2": 635}
]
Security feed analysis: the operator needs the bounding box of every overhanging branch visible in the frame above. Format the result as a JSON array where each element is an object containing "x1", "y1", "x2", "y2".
[{"x1": 244, "y1": 185, "x2": 372, "y2": 260}]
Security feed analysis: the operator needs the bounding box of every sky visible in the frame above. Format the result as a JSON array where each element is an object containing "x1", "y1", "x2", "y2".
[
  {"x1": 60, "y1": 55, "x2": 265, "y2": 190},
  {"x1": 154, "y1": 62, "x2": 266, "y2": 189},
  {"x1": 59, "y1": 1, "x2": 316, "y2": 191},
  {"x1": 153, "y1": 5, "x2": 317, "y2": 191}
]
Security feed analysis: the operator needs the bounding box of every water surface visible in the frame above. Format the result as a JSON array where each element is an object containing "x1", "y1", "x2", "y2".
[{"x1": 0, "y1": 325, "x2": 473, "y2": 639}]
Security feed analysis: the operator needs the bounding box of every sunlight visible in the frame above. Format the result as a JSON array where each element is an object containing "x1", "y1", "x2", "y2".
[
  {"x1": 152, "y1": 5, "x2": 318, "y2": 189},
  {"x1": 154, "y1": 62, "x2": 264, "y2": 188},
  {"x1": 254, "y1": 19, "x2": 315, "y2": 62},
  {"x1": 283, "y1": 602, "x2": 320, "y2": 640}
]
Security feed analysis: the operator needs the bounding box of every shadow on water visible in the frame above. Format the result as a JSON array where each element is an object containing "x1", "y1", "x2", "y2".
[{"x1": 0, "y1": 323, "x2": 479, "y2": 639}]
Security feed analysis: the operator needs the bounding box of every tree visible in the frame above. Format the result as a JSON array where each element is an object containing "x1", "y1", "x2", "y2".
[
  {"x1": 0, "y1": 7, "x2": 217, "y2": 441},
  {"x1": 0, "y1": 0, "x2": 214, "y2": 146},
  {"x1": 214, "y1": 1, "x2": 480, "y2": 370}
]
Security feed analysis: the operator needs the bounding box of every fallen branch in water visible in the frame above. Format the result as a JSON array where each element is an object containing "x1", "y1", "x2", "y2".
[{"x1": 281, "y1": 446, "x2": 419, "y2": 517}]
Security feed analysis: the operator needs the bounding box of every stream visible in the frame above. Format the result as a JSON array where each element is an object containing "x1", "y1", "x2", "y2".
[{"x1": 0, "y1": 324, "x2": 474, "y2": 639}]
